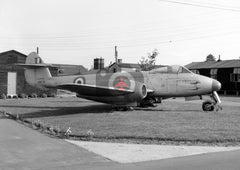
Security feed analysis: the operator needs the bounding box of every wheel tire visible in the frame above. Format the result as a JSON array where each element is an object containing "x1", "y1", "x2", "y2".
[
  {"x1": 202, "y1": 101, "x2": 214, "y2": 111},
  {"x1": 114, "y1": 106, "x2": 133, "y2": 111},
  {"x1": 114, "y1": 107, "x2": 124, "y2": 111}
]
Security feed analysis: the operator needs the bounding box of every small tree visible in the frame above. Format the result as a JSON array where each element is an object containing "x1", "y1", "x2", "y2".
[
  {"x1": 139, "y1": 49, "x2": 159, "y2": 71},
  {"x1": 206, "y1": 54, "x2": 216, "y2": 61}
]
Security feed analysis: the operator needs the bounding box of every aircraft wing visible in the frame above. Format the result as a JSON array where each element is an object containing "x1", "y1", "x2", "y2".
[{"x1": 56, "y1": 83, "x2": 135, "y2": 96}]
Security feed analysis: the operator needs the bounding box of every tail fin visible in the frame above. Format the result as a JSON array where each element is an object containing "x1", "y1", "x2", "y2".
[{"x1": 24, "y1": 52, "x2": 52, "y2": 87}]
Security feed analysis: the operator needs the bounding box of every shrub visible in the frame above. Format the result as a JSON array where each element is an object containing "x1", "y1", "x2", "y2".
[
  {"x1": 30, "y1": 93, "x2": 38, "y2": 98},
  {"x1": 41, "y1": 93, "x2": 48, "y2": 98},
  {"x1": 19, "y1": 93, "x2": 27, "y2": 99},
  {"x1": 49, "y1": 92, "x2": 57, "y2": 98},
  {"x1": 0, "y1": 94, "x2": 6, "y2": 100}
]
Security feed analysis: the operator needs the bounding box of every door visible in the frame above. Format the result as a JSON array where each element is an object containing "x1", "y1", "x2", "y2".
[{"x1": 7, "y1": 72, "x2": 17, "y2": 96}]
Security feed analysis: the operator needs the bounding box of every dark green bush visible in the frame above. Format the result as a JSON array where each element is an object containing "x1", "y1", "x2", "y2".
[
  {"x1": 0, "y1": 94, "x2": 6, "y2": 100},
  {"x1": 19, "y1": 93, "x2": 27, "y2": 98},
  {"x1": 30, "y1": 93, "x2": 38, "y2": 98},
  {"x1": 41, "y1": 93, "x2": 48, "y2": 98}
]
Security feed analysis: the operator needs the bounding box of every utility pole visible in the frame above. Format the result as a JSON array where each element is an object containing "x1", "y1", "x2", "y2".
[{"x1": 115, "y1": 46, "x2": 118, "y2": 64}]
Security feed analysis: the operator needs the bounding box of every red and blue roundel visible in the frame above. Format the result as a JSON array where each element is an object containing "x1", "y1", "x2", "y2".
[
  {"x1": 109, "y1": 72, "x2": 135, "y2": 91},
  {"x1": 74, "y1": 77, "x2": 85, "y2": 84}
]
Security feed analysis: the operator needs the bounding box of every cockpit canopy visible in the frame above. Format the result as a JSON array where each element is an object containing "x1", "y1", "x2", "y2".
[{"x1": 149, "y1": 65, "x2": 192, "y2": 74}]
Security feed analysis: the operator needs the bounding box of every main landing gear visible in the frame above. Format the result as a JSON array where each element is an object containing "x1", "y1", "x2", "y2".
[
  {"x1": 138, "y1": 97, "x2": 161, "y2": 108},
  {"x1": 202, "y1": 91, "x2": 222, "y2": 112},
  {"x1": 113, "y1": 106, "x2": 134, "y2": 111},
  {"x1": 113, "y1": 97, "x2": 161, "y2": 111}
]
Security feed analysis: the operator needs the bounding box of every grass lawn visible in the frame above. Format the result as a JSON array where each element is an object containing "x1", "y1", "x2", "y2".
[{"x1": 1, "y1": 96, "x2": 240, "y2": 145}]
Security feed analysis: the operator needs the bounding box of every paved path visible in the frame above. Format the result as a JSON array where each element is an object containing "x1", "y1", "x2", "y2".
[
  {"x1": 1, "y1": 118, "x2": 240, "y2": 170},
  {"x1": 67, "y1": 140, "x2": 240, "y2": 163},
  {"x1": 0, "y1": 119, "x2": 112, "y2": 170}
]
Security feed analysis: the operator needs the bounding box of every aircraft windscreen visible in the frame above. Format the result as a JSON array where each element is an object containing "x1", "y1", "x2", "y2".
[
  {"x1": 178, "y1": 66, "x2": 192, "y2": 73},
  {"x1": 149, "y1": 65, "x2": 192, "y2": 74}
]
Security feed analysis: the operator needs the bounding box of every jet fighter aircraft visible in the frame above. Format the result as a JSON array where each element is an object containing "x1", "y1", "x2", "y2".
[{"x1": 20, "y1": 52, "x2": 222, "y2": 111}]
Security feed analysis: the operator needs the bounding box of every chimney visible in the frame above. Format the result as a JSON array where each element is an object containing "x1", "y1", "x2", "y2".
[
  {"x1": 94, "y1": 58, "x2": 104, "y2": 70},
  {"x1": 118, "y1": 59, "x2": 122, "y2": 63},
  {"x1": 217, "y1": 55, "x2": 221, "y2": 62},
  {"x1": 36, "y1": 47, "x2": 39, "y2": 54}
]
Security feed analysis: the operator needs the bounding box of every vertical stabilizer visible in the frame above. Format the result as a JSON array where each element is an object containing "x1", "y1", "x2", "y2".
[{"x1": 24, "y1": 52, "x2": 52, "y2": 87}]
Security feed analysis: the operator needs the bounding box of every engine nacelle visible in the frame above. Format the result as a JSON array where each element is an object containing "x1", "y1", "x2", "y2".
[
  {"x1": 75, "y1": 81, "x2": 148, "y2": 106},
  {"x1": 127, "y1": 81, "x2": 147, "y2": 102}
]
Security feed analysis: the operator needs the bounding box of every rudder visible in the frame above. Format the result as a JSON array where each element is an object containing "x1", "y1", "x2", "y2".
[{"x1": 24, "y1": 52, "x2": 52, "y2": 87}]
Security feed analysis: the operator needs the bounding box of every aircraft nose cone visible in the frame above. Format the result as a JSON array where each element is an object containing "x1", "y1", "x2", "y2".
[{"x1": 212, "y1": 79, "x2": 221, "y2": 91}]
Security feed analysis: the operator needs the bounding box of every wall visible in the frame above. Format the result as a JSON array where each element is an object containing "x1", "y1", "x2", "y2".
[
  {"x1": 0, "y1": 50, "x2": 56, "y2": 97},
  {"x1": 192, "y1": 67, "x2": 240, "y2": 95}
]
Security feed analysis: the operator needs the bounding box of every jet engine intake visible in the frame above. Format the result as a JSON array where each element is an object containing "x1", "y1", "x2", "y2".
[{"x1": 128, "y1": 82, "x2": 148, "y2": 102}]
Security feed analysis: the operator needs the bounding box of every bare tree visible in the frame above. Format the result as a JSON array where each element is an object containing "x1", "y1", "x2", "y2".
[{"x1": 139, "y1": 49, "x2": 159, "y2": 71}]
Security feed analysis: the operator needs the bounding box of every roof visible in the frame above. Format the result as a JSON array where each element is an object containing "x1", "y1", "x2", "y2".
[
  {"x1": 186, "y1": 59, "x2": 240, "y2": 69},
  {"x1": 108, "y1": 62, "x2": 164, "y2": 69},
  {"x1": 53, "y1": 63, "x2": 87, "y2": 69},
  {"x1": 118, "y1": 63, "x2": 141, "y2": 68},
  {"x1": 86, "y1": 68, "x2": 108, "y2": 75},
  {"x1": 52, "y1": 64, "x2": 88, "y2": 73},
  {"x1": 108, "y1": 62, "x2": 141, "y2": 69},
  {"x1": 0, "y1": 50, "x2": 27, "y2": 57}
]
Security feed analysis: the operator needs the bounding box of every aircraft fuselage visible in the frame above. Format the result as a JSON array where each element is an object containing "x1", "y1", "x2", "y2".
[{"x1": 41, "y1": 70, "x2": 220, "y2": 104}]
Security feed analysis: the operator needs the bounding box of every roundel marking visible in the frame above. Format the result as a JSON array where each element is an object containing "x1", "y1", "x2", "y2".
[
  {"x1": 108, "y1": 72, "x2": 135, "y2": 91},
  {"x1": 74, "y1": 77, "x2": 86, "y2": 84}
]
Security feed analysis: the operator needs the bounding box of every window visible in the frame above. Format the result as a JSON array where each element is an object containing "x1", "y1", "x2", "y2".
[
  {"x1": 179, "y1": 67, "x2": 192, "y2": 73},
  {"x1": 230, "y1": 68, "x2": 240, "y2": 82},
  {"x1": 230, "y1": 73, "x2": 238, "y2": 82},
  {"x1": 191, "y1": 69, "x2": 200, "y2": 74},
  {"x1": 210, "y1": 69, "x2": 218, "y2": 79},
  {"x1": 149, "y1": 65, "x2": 192, "y2": 74}
]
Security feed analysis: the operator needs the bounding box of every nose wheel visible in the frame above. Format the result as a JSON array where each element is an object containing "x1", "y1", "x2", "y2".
[
  {"x1": 202, "y1": 91, "x2": 222, "y2": 112},
  {"x1": 202, "y1": 101, "x2": 215, "y2": 111}
]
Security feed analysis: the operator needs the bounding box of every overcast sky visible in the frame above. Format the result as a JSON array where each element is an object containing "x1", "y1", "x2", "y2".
[{"x1": 1, "y1": 0, "x2": 240, "y2": 69}]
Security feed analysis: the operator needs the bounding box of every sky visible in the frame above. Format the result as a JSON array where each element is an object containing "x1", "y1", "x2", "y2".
[{"x1": 1, "y1": 0, "x2": 240, "y2": 69}]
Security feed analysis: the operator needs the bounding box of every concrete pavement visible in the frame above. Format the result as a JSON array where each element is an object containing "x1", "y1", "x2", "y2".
[
  {"x1": 1, "y1": 118, "x2": 240, "y2": 170},
  {"x1": 0, "y1": 119, "x2": 112, "y2": 170},
  {"x1": 67, "y1": 140, "x2": 240, "y2": 163}
]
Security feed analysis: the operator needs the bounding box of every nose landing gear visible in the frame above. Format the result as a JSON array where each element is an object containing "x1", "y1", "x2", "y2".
[{"x1": 202, "y1": 91, "x2": 222, "y2": 112}]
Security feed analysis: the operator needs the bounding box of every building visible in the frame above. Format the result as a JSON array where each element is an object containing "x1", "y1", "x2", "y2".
[
  {"x1": 186, "y1": 59, "x2": 240, "y2": 95},
  {"x1": 53, "y1": 64, "x2": 87, "y2": 76},
  {"x1": 86, "y1": 58, "x2": 107, "y2": 75},
  {"x1": 0, "y1": 50, "x2": 87, "y2": 98},
  {"x1": 108, "y1": 62, "x2": 141, "y2": 73},
  {"x1": 108, "y1": 60, "x2": 165, "y2": 73},
  {"x1": 85, "y1": 57, "x2": 164, "y2": 75}
]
